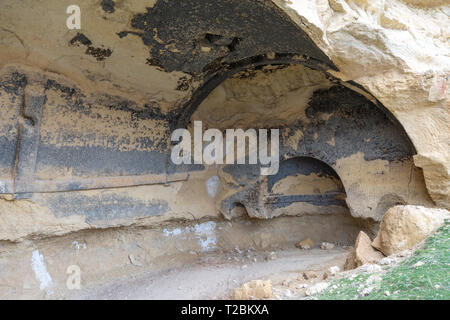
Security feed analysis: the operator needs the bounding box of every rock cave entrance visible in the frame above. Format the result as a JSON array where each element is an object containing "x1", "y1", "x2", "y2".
[{"x1": 190, "y1": 62, "x2": 432, "y2": 248}]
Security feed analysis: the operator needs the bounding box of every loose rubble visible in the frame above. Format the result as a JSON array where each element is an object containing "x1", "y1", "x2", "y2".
[
  {"x1": 320, "y1": 242, "x2": 335, "y2": 250},
  {"x1": 296, "y1": 238, "x2": 314, "y2": 250},
  {"x1": 301, "y1": 271, "x2": 318, "y2": 280},
  {"x1": 305, "y1": 282, "x2": 329, "y2": 296},
  {"x1": 234, "y1": 280, "x2": 273, "y2": 300},
  {"x1": 344, "y1": 231, "x2": 384, "y2": 270}
]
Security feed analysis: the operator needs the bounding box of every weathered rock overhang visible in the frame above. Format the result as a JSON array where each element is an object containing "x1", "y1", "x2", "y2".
[
  {"x1": 190, "y1": 65, "x2": 432, "y2": 221},
  {"x1": 0, "y1": 0, "x2": 446, "y2": 242},
  {"x1": 0, "y1": 62, "x2": 433, "y2": 239},
  {"x1": 115, "y1": 0, "x2": 339, "y2": 129}
]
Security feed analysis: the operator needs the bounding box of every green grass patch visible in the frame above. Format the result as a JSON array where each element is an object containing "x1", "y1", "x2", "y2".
[{"x1": 317, "y1": 221, "x2": 450, "y2": 300}]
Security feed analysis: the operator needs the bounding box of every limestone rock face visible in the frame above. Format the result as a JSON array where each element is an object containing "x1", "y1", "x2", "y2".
[
  {"x1": 344, "y1": 231, "x2": 384, "y2": 270},
  {"x1": 278, "y1": 0, "x2": 450, "y2": 209},
  {"x1": 233, "y1": 280, "x2": 273, "y2": 300},
  {"x1": 372, "y1": 205, "x2": 449, "y2": 256},
  {"x1": 0, "y1": 0, "x2": 448, "y2": 241},
  {"x1": 0, "y1": 197, "x2": 90, "y2": 242}
]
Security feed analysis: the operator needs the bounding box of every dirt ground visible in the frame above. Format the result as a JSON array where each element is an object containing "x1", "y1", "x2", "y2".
[{"x1": 63, "y1": 247, "x2": 349, "y2": 300}]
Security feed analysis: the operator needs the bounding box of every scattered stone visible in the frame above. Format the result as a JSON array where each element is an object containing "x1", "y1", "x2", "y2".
[
  {"x1": 288, "y1": 281, "x2": 307, "y2": 290},
  {"x1": 322, "y1": 272, "x2": 329, "y2": 280},
  {"x1": 344, "y1": 231, "x2": 384, "y2": 270},
  {"x1": 320, "y1": 242, "x2": 334, "y2": 250},
  {"x1": 397, "y1": 250, "x2": 412, "y2": 258},
  {"x1": 379, "y1": 256, "x2": 395, "y2": 265},
  {"x1": 358, "y1": 286, "x2": 374, "y2": 296},
  {"x1": 360, "y1": 264, "x2": 382, "y2": 273},
  {"x1": 328, "y1": 266, "x2": 340, "y2": 275},
  {"x1": 372, "y1": 205, "x2": 449, "y2": 256},
  {"x1": 305, "y1": 282, "x2": 329, "y2": 296},
  {"x1": 296, "y1": 238, "x2": 314, "y2": 249},
  {"x1": 385, "y1": 291, "x2": 391, "y2": 296},
  {"x1": 434, "y1": 285, "x2": 440, "y2": 289},
  {"x1": 413, "y1": 261, "x2": 424, "y2": 268},
  {"x1": 234, "y1": 280, "x2": 273, "y2": 300},
  {"x1": 128, "y1": 254, "x2": 143, "y2": 267},
  {"x1": 301, "y1": 271, "x2": 317, "y2": 280},
  {"x1": 283, "y1": 289, "x2": 293, "y2": 297},
  {"x1": 265, "y1": 252, "x2": 277, "y2": 261}
]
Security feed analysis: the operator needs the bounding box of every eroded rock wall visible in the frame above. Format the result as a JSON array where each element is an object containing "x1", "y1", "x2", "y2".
[
  {"x1": 276, "y1": 0, "x2": 450, "y2": 208},
  {"x1": 193, "y1": 65, "x2": 433, "y2": 221},
  {"x1": 0, "y1": 0, "x2": 447, "y2": 242}
]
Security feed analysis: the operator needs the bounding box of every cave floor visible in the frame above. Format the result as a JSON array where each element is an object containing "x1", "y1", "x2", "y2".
[{"x1": 63, "y1": 247, "x2": 349, "y2": 300}]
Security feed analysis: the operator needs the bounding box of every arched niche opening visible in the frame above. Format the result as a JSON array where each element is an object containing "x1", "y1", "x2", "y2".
[
  {"x1": 190, "y1": 63, "x2": 433, "y2": 226},
  {"x1": 266, "y1": 156, "x2": 347, "y2": 215},
  {"x1": 213, "y1": 156, "x2": 369, "y2": 247}
]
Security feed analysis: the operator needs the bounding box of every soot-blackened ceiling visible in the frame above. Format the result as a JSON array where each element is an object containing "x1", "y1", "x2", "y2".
[{"x1": 117, "y1": 0, "x2": 335, "y2": 75}]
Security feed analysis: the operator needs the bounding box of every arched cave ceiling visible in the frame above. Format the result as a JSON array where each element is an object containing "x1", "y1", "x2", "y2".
[{"x1": 0, "y1": 0, "x2": 337, "y2": 128}]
